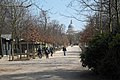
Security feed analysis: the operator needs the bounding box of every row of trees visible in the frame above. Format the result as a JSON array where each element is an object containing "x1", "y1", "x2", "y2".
[
  {"x1": 0, "y1": 0, "x2": 69, "y2": 60},
  {"x1": 77, "y1": 0, "x2": 120, "y2": 79},
  {"x1": 0, "y1": 0, "x2": 69, "y2": 45},
  {"x1": 69, "y1": 0, "x2": 120, "y2": 79},
  {"x1": 68, "y1": 0, "x2": 120, "y2": 44},
  {"x1": 78, "y1": 0, "x2": 120, "y2": 44}
]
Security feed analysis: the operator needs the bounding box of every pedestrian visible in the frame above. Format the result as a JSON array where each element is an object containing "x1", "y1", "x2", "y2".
[
  {"x1": 49, "y1": 47, "x2": 54, "y2": 56},
  {"x1": 63, "y1": 46, "x2": 67, "y2": 56},
  {"x1": 37, "y1": 46, "x2": 42, "y2": 58},
  {"x1": 44, "y1": 47, "x2": 49, "y2": 58}
]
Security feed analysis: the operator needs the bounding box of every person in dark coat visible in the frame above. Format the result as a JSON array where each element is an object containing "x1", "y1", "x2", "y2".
[
  {"x1": 44, "y1": 47, "x2": 49, "y2": 58},
  {"x1": 49, "y1": 47, "x2": 54, "y2": 56},
  {"x1": 63, "y1": 46, "x2": 67, "y2": 56},
  {"x1": 37, "y1": 47, "x2": 42, "y2": 58}
]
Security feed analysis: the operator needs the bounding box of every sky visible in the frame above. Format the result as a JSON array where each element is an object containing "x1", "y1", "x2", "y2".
[{"x1": 30, "y1": 0, "x2": 88, "y2": 31}]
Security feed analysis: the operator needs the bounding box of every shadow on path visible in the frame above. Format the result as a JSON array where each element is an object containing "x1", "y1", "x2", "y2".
[{"x1": 0, "y1": 70, "x2": 108, "y2": 80}]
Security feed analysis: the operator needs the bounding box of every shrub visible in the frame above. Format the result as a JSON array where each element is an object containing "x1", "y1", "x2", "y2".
[{"x1": 80, "y1": 33, "x2": 120, "y2": 79}]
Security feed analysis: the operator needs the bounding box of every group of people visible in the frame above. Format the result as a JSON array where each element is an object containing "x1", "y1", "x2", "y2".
[
  {"x1": 37, "y1": 46, "x2": 54, "y2": 59},
  {"x1": 37, "y1": 46, "x2": 67, "y2": 59}
]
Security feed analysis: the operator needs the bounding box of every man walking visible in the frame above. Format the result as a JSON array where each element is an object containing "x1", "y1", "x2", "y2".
[{"x1": 63, "y1": 46, "x2": 67, "y2": 56}]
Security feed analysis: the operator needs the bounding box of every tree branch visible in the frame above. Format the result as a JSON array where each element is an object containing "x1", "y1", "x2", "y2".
[{"x1": 60, "y1": 13, "x2": 87, "y2": 22}]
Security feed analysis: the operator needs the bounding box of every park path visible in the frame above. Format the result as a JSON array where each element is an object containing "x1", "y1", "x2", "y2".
[{"x1": 0, "y1": 46, "x2": 107, "y2": 80}]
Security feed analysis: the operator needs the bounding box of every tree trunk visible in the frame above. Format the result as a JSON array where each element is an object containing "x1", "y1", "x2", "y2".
[
  {"x1": 115, "y1": 0, "x2": 120, "y2": 33},
  {"x1": 109, "y1": 0, "x2": 112, "y2": 33},
  {"x1": 100, "y1": 0, "x2": 103, "y2": 34}
]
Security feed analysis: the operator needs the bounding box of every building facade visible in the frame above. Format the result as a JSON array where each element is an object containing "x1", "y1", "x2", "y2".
[{"x1": 66, "y1": 20, "x2": 79, "y2": 45}]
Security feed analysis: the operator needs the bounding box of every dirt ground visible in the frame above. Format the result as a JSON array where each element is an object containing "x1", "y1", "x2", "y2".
[{"x1": 0, "y1": 46, "x2": 108, "y2": 80}]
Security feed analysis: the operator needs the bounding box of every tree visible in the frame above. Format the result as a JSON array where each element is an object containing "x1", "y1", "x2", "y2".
[
  {"x1": 0, "y1": 0, "x2": 69, "y2": 59},
  {"x1": 0, "y1": 0, "x2": 32, "y2": 60},
  {"x1": 76, "y1": 0, "x2": 120, "y2": 78}
]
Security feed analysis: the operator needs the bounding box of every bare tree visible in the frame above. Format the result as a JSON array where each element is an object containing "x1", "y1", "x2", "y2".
[{"x1": 0, "y1": 0, "x2": 32, "y2": 60}]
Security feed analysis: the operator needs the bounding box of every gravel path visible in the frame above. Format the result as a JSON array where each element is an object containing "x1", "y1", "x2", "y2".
[{"x1": 0, "y1": 46, "x2": 108, "y2": 80}]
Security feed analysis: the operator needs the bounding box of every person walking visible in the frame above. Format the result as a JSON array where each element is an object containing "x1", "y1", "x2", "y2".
[
  {"x1": 44, "y1": 47, "x2": 49, "y2": 58},
  {"x1": 49, "y1": 47, "x2": 54, "y2": 56},
  {"x1": 37, "y1": 46, "x2": 42, "y2": 58},
  {"x1": 63, "y1": 46, "x2": 67, "y2": 56}
]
